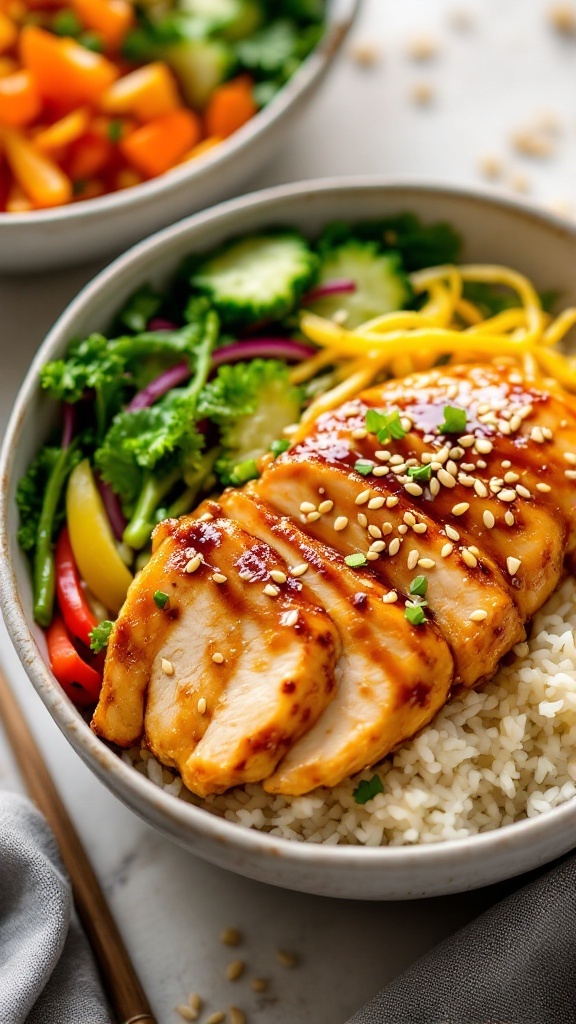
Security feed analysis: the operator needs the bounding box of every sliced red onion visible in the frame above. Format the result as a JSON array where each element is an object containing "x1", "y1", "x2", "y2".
[
  {"x1": 61, "y1": 403, "x2": 75, "y2": 449},
  {"x1": 97, "y1": 477, "x2": 127, "y2": 541},
  {"x1": 127, "y1": 362, "x2": 191, "y2": 411},
  {"x1": 303, "y1": 279, "x2": 356, "y2": 303},
  {"x1": 211, "y1": 338, "x2": 316, "y2": 368},
  {"x1": 147, "y1": 317, "x2": 179, "y2": 332}
]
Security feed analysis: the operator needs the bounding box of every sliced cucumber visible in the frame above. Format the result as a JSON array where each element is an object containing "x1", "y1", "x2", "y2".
[{"x1": 308, "y1": 241, "x2": 412, "y2": 329}]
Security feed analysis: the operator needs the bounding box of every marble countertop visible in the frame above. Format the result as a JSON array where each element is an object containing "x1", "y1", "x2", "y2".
[{"x1": 2, "y1": 0, "x2": 576, "y2": 1020}]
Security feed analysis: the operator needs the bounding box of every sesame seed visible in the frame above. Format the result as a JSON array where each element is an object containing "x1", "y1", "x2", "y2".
[
  {"x1": 407, "y1": 550, "x2": 420, "y2": 570},
  {"x1": 161, "y1": 658, "x2": 174, "y2": 676},
  {"x1": 391, "y1": 463, "x2": 408, "y2": 475},
  {"x1": 505, "y1": 510, "x2": 515, "y2": 526},
  {"x1": 238, "y1": 570, "x2": 252, "y2": 581},
  {"x1": 483, "y1": 510, "x2": 495, "y2": 529},
  {"x1": 229, "y1": 1009, "x2": 246, "y2": 1024},
  {"x1": 212, "y1": 653, "x2": 224, "y2": 664},
  {"x1": 197, "y1": 697, "x2": 207, "y2": 714},
  {"x1": 189, "y1": 994, "x2": 202, "y2": 1014},
  {"x1": 446, "y1": 525, "x2": 460, "y2": 541},
  {"x1": 509, "y1": 414, "x2": 522, "y2": 433},
  {"x1": 375, "y1": 450, "x2": 391, "y2": 461},
  {"x1": 390, "y1": 454, "x2": 404, "y2": 466},
  {"x1": 221, "y1": 928, "x2": 242, "y2": 947},
  {"x1": 357, "y1": 514, "x2": 369, "y2": 531},
  {"x1": 430, "y1": 478, "x2": 440, "y2": 496},
  {"x1": 226, "y1": 960, "x2": 245, "y2": 982},
  {"x1": 352, "y1": 428, "x2": 368, "y2": 440},
  {"x1": 276, "y1": 950, "x2": 298, "y2": 968},
  {"x1": 418, "y1": 557, "x2": 436, "y2": 569},
  {"x1": 263, "y1": 584, "x2": 280, "y2": 597},
  {"x1": 198, "y1": 512, "x2": 214, "y2": 523},
  {"x1": 186, "y1": 554, "x2": 203, "y2": 573},
  {"x1": 459, "y1": 435, "x2": 475, "y2": 447},
  {"x1": 366, "y1": 551, "x2": 380, "y2": 561},
  {"x1": 334, "y1": 516, "x2": 348, "y2": 531},
  {"x1": 270, "y1": 570, "x2": 287, "y2": 584},
  {"x1": 382, "y1": 591, "x2": 398, "y2": 603},
  {"x1": 462, "y1": 548, "x2": 478, "y2": 569},
  {"x1": 355, "y1": 489, "x2": 371, "y2": 505},
  {"x1": 449, "y1": 446, "x2": 465, "y2": 459},
  {"x1": 504, "y1": 471, "x2": 519, "y2": 483},
  {"x1": 565, "y1": 469, "x2": 576, "y2": 480},
  {"x1": 283, "y1": 609, "x2": 299, "y2": 627},
  {"x1": 368, "y1": 525, "x2": 382, "y2": 538},
  {"x1": 388, "y1": 538, "x2": 401, "y2": 556},
  {"x1": 386, "y1": 496, "x2": 399, "y2": 508},
  {"x1": 446, "y1": 459, "x2": 458, "y2": 476},
  {"x1": 441, "y1": 542, "x2": 453, "y2": 558},
  {"x1": 368, "y1": 496, "x2": 385, "y2": 509},
  {"x1": 176, "y1": 1006, "x2": 198, "y2": 1021},
  {"x1": 468, "y1": 545, "x2": 480, "y2": 556},
  {"x1": 212, "y1": 573, "x2": 228, "y2": 584},
  {"x1": 398, "y1": 524, "x2": 408, "y2": 535},
  {"x1": 530, "y1": 426, "x2": 545, "y2": 444},
  {"x1": 300, "y1": 501, "x2": 316, "y2": 514},
  {"x1": 542, "y1": 427, "x2": 553, "y2": 440},
  {"x1": 205, "y1": 1013, "x2": 226, "y2": 1024},
  {"x1": 499, "y1": 489, "x2": 517, "y2": 502},
  {"x1": 475, "y1": 438, "x2": 493, "y2": 454},
  {"x1": 403, "y1": 511, "x2": 416, "y2": 526},
  {"x1": 436, "y1": 446, "x2": 450, "y2": 464},
  {"x1": 251, "y1": 979, "x2": 268, "y2": 993},
  {"x1": 372, "y1": 466, "x2": 389, "y2": 477},
  {"x1": 516, "y1": 484, "x2": 531, "y2": 499},
  {"x1": 564, "y1": 452, "x2": 576, "y2": 464},
  {"x1": 438, "y1": 468, "x2": 457, "y2": 489},
  {"x1": 507, "y1": 556, "x2": 521, "y2": 576},
  {"x1": 318, "y1": 500, "x2": 334, "y2": 514},
  {"x1": 536, "y1": 482, "x2": 552, "y2": 493},
  {"x1": 451, "y1": 502, "x2": 469, "y2": 516},
  {"x1": 382, "y1": 522, "x2": 393, "y2": 535},
  {"x1": 370, "y1": 540, "x2": 386, "y2": 552},
  {"x1": 458, "y1": 474, "x2": 475, "y2": 487},
  {"x1": 405, "y1": 482, "x2": 423, "y2": 497},
  {"x1": 477, "y1": 459, "x2": 488, "y2": 470},
  {"x1": 470, "y1": 609, "x2": 488, "y2": 622},
  {"x1": 307, "y1": 511, "x2": 321, "y2": 522},
  {"x1": 290, "y1": 563, "x2": 308, "y2": 577},
  {"x1": 413, "y1": 522, "x2": 427, "y2": 534}
]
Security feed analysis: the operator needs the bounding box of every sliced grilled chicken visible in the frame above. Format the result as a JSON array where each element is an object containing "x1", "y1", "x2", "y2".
[
  {"x1": 92, "y1": 516, "x2": 340, "y2": 795},
  {"x1": 219, "y1": 489, "x2": 453, "y2": 794}
]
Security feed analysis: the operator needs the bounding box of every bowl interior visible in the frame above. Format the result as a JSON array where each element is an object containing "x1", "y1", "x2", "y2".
[{"x1": 4, "y1": 180, "x2": 576, "y2": 899}]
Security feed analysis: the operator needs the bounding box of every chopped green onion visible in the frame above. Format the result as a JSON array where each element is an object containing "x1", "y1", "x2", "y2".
[
  {"x1": 89, "y1": 620, "x2": 114, "y2": 653},
  {"x1": 405, "y1": 603, "x2": 427, "y2": 625},
  {"x1": 409, "y1": 576, "x2": 428, "y2": 597},
  {"x1": 407, "y1": 463, "x2": 432, "y2": 482},
  {"x1": 354, "y1": 775, "x2": 384, "y2": 804},
  {"x1": 270, "y1": 439, "x2": 290, "y2": 458},
  {"x1": 438, "y1": 405, "x2": 467, "y2": 434},
  {"x1": 229, "y1": 460, "x2": 260, "y2": 486},
  {"x1": 345, "y1": 552, "x2": 368, "y2": 568},
  {"x1": 153, "y1": 591, "x2": 170, "y2": 609},
  {"x1": 354, "y1": 460, "x2": 374, "y2": 476},
  {"x1": 365, "y1": 408, "x2": 407, "y2": 444}
]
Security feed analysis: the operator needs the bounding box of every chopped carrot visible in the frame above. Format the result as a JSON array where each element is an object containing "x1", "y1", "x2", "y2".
[
  {"x1": 67, "y1": 125, "x2": 112, "y2": 178},
  {"x1": 0, "y1": 68, "x2": 41, "y2": 126},
  {"x1": 3, "y1": 126, "x2": 72, "y2": 206},
  {"x1": 100, "y1": 61, "x2": 181, "y2": 122},
  {"x1": 181, "y1": 134, "x2": 221, "y2": 162},
  {"x1": 70, "y1": 0, "x2": 134, "y2": 50},
  {"x1": 120, "y1": 108, "x2": 200, "y2": 177},
  {"x1": 20, "y1": 26, "x2": 118, "y2": 107},
  {"x1": 204, "y1": 75, "x2": 257, "y2": 139},
  {"x1": 34, "y1": 106, "x2": 90, "y2": 151},
  {"x1": 0, "y1": 11, "x2": 17, "y2": 53}
]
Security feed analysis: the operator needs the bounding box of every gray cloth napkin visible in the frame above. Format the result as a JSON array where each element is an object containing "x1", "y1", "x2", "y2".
[
  {"x1": 347, "y1": 854, "x2": 576, "y2": 1024},
  {"x1": 0, "y1": 791, "x2": 111, "y2": 1024}
]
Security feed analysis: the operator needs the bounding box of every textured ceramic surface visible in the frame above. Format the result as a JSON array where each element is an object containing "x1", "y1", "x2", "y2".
[
  {"x1": 3, "y1": 180, "x2": 576, "y2": 900},
  {"x1": 0, "y1": 0, "x2": 359, "y2": 273}
]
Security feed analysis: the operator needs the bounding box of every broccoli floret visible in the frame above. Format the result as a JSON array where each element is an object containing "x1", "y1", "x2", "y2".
[
  {"x1": 316, "y1": 215, "x2": 462, "y2": 272},
  {"x1": 198, "y1": 359, "x2": 301, "y2": 484},
  {"x1": 307, "y1": 240, "x2": 412, "y2": 329},
  {"x1": 234, "y1": 19, "x2": 321, "y2": 81},
  {"x1": 189, "y1": 231, "x2": 319, "y2": 330}
]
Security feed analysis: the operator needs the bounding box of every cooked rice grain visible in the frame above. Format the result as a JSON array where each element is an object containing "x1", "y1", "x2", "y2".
[{"x1": 125, "y1": 576, "x2": 576, "y2": 846}]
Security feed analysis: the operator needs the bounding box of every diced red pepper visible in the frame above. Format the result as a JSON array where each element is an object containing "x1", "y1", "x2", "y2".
[
  {"x1": 55, "y1": 525, "x2": 98, "y2": 647},
  {"x1": 46, "y1": 612, "x2": 102, "y2": 706}
]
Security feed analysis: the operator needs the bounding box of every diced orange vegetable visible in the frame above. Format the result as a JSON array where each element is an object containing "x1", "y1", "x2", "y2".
[
  {"x1": 204, "y1": 75, "x2": 257, "y2": 140},
  {"x1": 120, "y1": 107, "x2": 200, "y2": 177},
  {"x1": 181, "y1": 134, "x2": 221, "y2": 162},
  {"x1": 0, "y1": 11, "x2": 17, "y2": 53},
  {"x1": 3, "y1": 126, "x2": 72, "y2": 206},
  {"x1": 100, "y1": 61, "x2": 180, "y2": 122},
  {"x1": 34, "y1": 106, "x2": 90, "y2": 152},
  {"x1": 0, "y1": 69, "x2": 41, "y2": 126},
  {"x1": 20, "y1": 26, "x2": 119, "y2": 107},
  {"x1": 115, "y1": 166, "x2": 141, "y2": 188},
  {"x1": 5, "y1": 180, "x2": 32, "y2": 211},
  {"x1": 0, "y1": 57, "x2": 18, "y2": 77},
  {"x1": 71, "y1": 0, "x2": 134, "y2": 50},
  {"x1": 67, "y1": 125, "x2": 112, "y2": 178}
]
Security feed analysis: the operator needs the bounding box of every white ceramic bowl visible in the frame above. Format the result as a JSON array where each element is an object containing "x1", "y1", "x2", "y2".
[
  {"x1": 0, "y1": 0, "x2": 359, "y2": 273},
  {"x1": 3, "y1": 179, "x2": 576, "y2": 900}
]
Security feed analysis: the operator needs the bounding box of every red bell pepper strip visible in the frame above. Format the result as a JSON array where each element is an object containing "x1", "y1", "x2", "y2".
[
  {"x1": 55, "y1": 525, "x2": 98, "y2": 648},
  {"x1": 46, "y1": 613, "x2": 102, "y2": 706}
]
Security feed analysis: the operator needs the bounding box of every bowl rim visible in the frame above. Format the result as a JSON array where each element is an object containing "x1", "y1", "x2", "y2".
[
  {"x1": 3, "y1": 175, "x2": 576, "y2": 871},
  {"x1": 0, "y1": 0, "x2": 360, "y2": 229}
]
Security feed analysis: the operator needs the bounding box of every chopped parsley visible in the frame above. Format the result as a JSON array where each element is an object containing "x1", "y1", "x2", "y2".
[
  {"x1": 407, "y1": 463, "x2": 432, "y2": 482},
  {"x1": 345, "y1": 552, "x2": 368, "y2": 568},
  {"x1": 89, "y1": 620, "x2": 114, "y2": 653},
  {"x1": 405, "y1": 603, "x2": 427, "y2": 626},
  {"x1": 153, "y1": 591, "x2": 170, "y2": 609},
  {"x1": 438, "y1": 405, "x2": 467, "y2": 435},
  {"x1": 270, "y1": 439, "x2": 290, "y2": 458},
  {"x1": 228, "y1": 459, "x2": 260, "y2": 486},
  {"x1": 354, "y1": 459, "x2": 374, "y2": 476},
  {"x1": 409, "y1": 575, "x2": 428, "y2": 597},
  {"x1": 365, "y1": 408, "x2": 407, "y2": 444},
  {"x1": 354, "y1": 774, "x2": 384, "y2": 804}
]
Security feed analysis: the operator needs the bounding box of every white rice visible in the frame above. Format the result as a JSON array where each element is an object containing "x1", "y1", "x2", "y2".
[{"x1": 123, "y1": 575, "x2": 576, "y2": 846}]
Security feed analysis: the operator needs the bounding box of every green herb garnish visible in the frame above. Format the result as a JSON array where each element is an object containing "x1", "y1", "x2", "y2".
[
  {"x1": 354, "y1": 460, "x2": 374, "y2": 476},
  {"x1": 345, "y1": 553, "x2": 368, "y2": 568},
  {"x1": 228, "y1": 459, "x2": 260, "y2": 486},
  {"x1": 270, "y1": 439, "x2": 290, "y2": 458},
  {"x1": 407, "y1": 463, "x2": 432, "y2": 482},
  {"x1": 89, "y1": 620, "x2": 114, "y2": 653},
  {"x1": 153, "y1": 591, "x2": 170, "y2": 609},
  {"x1": 405, "y1": 603, "x2": 427, "y2": 626},
  {"x1": 409, "y1": 576, "x2": 428, "y2": 597},
  {"x1": 438, "y1": 405, "x2": 467, "y2": 435},
  {"x1": 354, "y1": 775, "x2": 384, "y2": 804},
  {"x1": 365, "y1": 408, "x2": 407, "y2": 444}
]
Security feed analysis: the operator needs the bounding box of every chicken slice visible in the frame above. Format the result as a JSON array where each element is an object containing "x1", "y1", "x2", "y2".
[
  {"x1": 92, "y1": 517, "x2": 340, "y2": 796},
  {"x1": 219, "y1": 489, "x2": 454, "y2": 794}
]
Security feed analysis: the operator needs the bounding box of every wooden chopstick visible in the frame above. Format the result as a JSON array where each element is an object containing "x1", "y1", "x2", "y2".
[{"x1": 0, "y1": 667, "x2": 157, "y2": 1024}]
